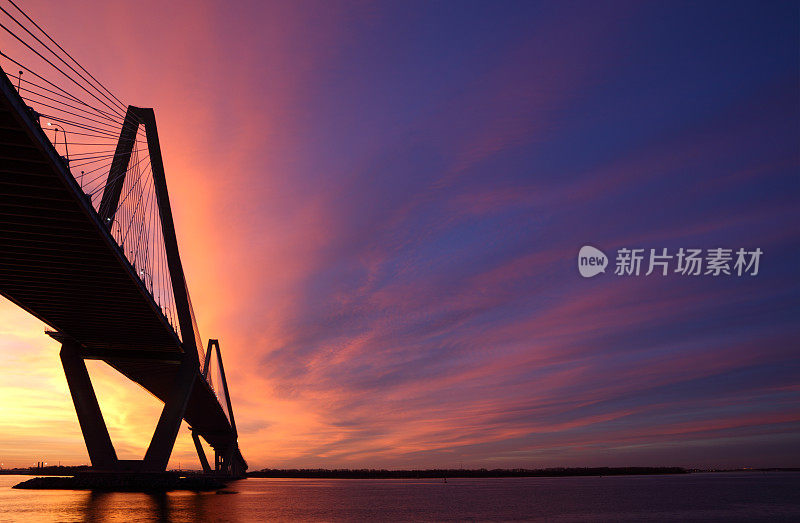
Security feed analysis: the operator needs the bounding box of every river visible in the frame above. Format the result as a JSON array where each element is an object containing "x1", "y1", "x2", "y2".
[{"x1": 0, "y1": 471, "x2": 798, "y2": 521}]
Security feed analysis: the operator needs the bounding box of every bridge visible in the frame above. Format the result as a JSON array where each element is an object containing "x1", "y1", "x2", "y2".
[{"x1": 0, "y1": 2, "x2": 246, "y2": 477}]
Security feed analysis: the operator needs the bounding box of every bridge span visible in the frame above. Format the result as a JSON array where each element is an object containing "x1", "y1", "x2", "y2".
[{"x1": 0, "y1": 3, "x2": 245, "y2": 477}]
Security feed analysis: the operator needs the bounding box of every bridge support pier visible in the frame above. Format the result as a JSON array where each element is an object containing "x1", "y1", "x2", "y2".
[
  {"x1": 210, "y1": 443, "x2": 246, "y2": 477},
  {"x1": 57, "y1": 335, "x2": 199, "y2": 474},
  {"x1": 142, "y1": 356, "x2": 196, "y2": 472},
  {"x1": 191, "y1": 429, "x2": 212, "y2": 474},
  {"x1": 59, "y1": 341, "x2": 118, "y2": 470}
]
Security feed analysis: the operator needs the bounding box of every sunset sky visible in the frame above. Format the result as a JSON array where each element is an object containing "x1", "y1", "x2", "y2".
[{"x1": 0, "y1": 1, "x2": 798, "y2": 470}]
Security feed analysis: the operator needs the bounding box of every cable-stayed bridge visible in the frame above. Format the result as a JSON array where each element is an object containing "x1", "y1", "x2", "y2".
[{"x1": 0, "y1": 1, "x2": 246, "y2": 477}]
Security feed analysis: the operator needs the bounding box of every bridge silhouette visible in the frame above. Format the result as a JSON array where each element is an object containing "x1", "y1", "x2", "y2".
[{"x1": 0, "y1": 2, "x2": 245, "y2": 477}]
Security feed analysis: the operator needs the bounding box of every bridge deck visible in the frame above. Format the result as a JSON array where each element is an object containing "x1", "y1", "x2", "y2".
[{"x1": 0, "y1": 73, "x2": 233, "y2": 452}]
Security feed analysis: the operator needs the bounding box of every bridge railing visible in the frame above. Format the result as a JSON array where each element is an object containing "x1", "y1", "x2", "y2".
[{"x1": 0, "y1": 2, "x2": 183, "y2": 343}]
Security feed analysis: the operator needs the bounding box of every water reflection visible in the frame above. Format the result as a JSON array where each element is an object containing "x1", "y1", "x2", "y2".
[
  {"x1": 1, "y1": 474, "x2": 799, "y2": 521},
  {"x1": 0, "y1": 476, "x2": 241, "y2": 523},
  {"x1": 81, "y1": 491, "x2": 110, "y2": 522},
  {"x1": 81, "y1": 490, "x2": 174, "y2": 522},
  {"x1": 76, "y1": 488, "x2": 241, "y2": 522}
]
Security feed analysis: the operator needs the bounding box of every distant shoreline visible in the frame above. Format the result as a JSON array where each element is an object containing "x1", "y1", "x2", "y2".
[
  {"x1": 3, "y1": 466, "x2": 797, "y2": 479},
  {"x1": 248, "y1": 467, "x2": 799, "y2": 479},
  {"x1": 248, "y1": 467, "x2": 688, "y2": 479},
  {"x1": 249, "y1": 467, "x2": 798, "y2": 479},
  {"x1": 247, "y1": 467, "x2": 800, "y2": 479}
]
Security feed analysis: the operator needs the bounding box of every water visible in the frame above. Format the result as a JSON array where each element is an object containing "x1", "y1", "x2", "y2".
[{"x1": 0, "y1": 472, "x2": 798, "y2": 521}]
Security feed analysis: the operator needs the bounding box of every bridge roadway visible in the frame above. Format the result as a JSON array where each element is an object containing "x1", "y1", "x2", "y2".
[{"x1": 0, "y1": 68, "x2": 240, "y2": 471}]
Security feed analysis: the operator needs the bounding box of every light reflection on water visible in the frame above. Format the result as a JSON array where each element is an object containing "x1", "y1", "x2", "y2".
[{"x1": 1, "y1": 472, "x2": 799, "y2": 521}]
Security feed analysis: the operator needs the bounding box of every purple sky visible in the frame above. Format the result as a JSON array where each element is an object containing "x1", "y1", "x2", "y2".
[{"x1": 0, "y1": 0, "x2": 797, "y2": 469}]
